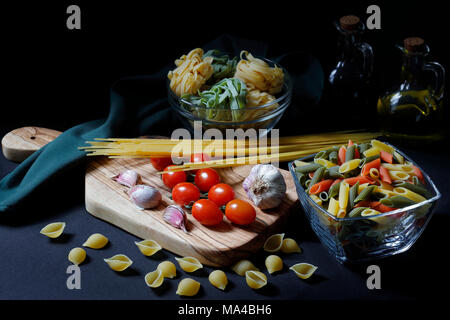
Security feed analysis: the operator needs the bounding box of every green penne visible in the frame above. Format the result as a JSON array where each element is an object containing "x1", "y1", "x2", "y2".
[
  {"x1": 295, "y1": 172, "x2": 307, "y2": 188},
  {"x1": 305, "y1": 179, "x2": 312, "y2": 189},
  {"x1": 380, "y1": 195, "x2": 417, "y2": 208},
  {"x1": 309, "y1": 167, "x2": 326, "y2": 190},
  {"x1": 345, "y1": 145, "x2": 356, "y2": 162},
  {"x1": 358, "y1": 143, "x2": 371, "y2": 155},
  {"x1": 328, "y1": 166, "x2": 344, "y2": 179},
  {"x1": 348, "y1": 181, "x2": 360, "y2": 211},
  {"x1": 328, "y1": 182, "x2": 341, "y2": 199},
  {"x1": 392, "y1": 181, "x2": 432, "y2": 198},
  {"x1": 329, "y1": 151, "x2": 338, "y2": 164},
  {"x1": 353, "y1": 185, "x2": 376, "y2": 203},
  {"x1": 359, "y1": 154, "x2": 380, "y2": 168},
  {"x1": 295, "y1": 163, "x2": 322, "y2": 174},
  {"x1": 348, "y1": 207, "x2": 367, "y2": 218},
  {"x1": 314, "y1": 150, "x2": 328, "y2": 160}
]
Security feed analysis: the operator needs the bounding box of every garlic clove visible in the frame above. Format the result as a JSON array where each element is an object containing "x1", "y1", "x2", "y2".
[
  {"x1": 163, "y1": 205, "x2": 188, "y2": 232},
  {"x1": 128, "y1": 185, "x2": 162, "y2": 209},
  {"x1": 113, "y1": 170, "x2": 139, "y2": 188}
]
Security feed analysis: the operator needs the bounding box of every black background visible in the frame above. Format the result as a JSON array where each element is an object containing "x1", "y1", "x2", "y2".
[{"x1": 1, "y1": 0, "x2": 450, "y2": 310}]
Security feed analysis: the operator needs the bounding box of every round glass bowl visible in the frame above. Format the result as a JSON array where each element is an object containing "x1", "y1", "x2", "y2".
[
  {"x1": 167, "y1": 58, "x2": 292, "y2": 135},
  {"x1": 289, "y1": 145, "x2": 441, "y2": 264}
]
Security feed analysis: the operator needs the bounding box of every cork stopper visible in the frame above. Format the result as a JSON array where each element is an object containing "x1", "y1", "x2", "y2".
[
  {"x1": 339, "y1": 15, "x2": 361, "y2": 31},
  {"x1": 404, "y1": 37, "x2": 425, "y2": 52}
]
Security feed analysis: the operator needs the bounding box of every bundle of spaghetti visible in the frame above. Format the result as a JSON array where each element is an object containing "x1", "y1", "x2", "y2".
[
  {"x1": 167, "y1": 48, "x2": 214, "y2": 97},
  {"x1": 80, "y1": 131, "x2": 380, "y2": 168},
  {"x1": 234, "y1": 51, "x2": 284, "y2": 95}
]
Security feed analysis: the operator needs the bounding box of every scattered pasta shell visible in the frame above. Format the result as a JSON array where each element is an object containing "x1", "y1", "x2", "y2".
[
  {"x1": 40, "y1": 222, "x2": 66, "y2": 238},
  {"x1": 289, "y1": 263, "x2": 318, "y2": 279},
  {"x1": 280, "y1": 238, "x2": 302, "y2": 254},
  {"x1": 263, "y1": 233, "x2": 285, "y2": 252},
  {"x1": 68, "y1": 247, "x2": 86, "y2": 266},
  {"x1": 104, "y1": 254, "x2": 133, "y2": 271},
  {"x1": 231, "y1": 259, "x2": 259, "y2": 276},
  {"x1": 265, "y1": 255, "x2": 283, "y2": 274},
  {"x1": 176, "y1": 278, "x2": 201, "y2": 296},
  {"x1": 208, "y1": 270, "x2": 228, "y2": 290},
  {"x1": 175, "y1": 256, "x2": 203, "y2": 273},
  {"x1": 157, "y1": 261, "x2": 177, "y2": 279},
  {"x1": 144, "y1": 269, "x2": 164, "y2": 288},
  {"x1": 245, "y1": 270, "x2": 268, "y2": 289},
  {"x1": 134, "y1": 239, "x2": 162, "y2": 256},
  {"x1": 83, "y1": 233, "x2": 109, "y2": 249}
]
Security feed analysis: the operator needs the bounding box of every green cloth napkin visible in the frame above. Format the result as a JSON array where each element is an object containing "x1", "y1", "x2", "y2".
[{"x1": 0, "y1": 35, "x2": 323, "y2": 213}]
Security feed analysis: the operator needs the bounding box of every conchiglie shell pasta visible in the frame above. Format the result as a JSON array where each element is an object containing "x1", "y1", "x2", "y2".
[
  {"x1": 144, "y1": 269, "x2": 164, "y2": 288},
  {"x1": 157, "y1": 261, "x2": 177, "y2": 278},
  {"x1": 289, "y1": 263, "x2": 318, "y2": 279},
  {"x1": 208, "y1": 270, "x2": 228, "y2": 290},
  {"x1": 40, "y1": 222, "x2": 66, "y2": 238},
  {"x1": 134, "y1": 239, "x2": 162, "y2": 256},
  {"x1": 83, "y1": 233, "x2": 108, "y2": 249},
  {"x1": 245, "y1": 270, "x2": 268, "y2": 289},
  {"x1": 265, "y1": 255, "x2": 283, "y2": 274},
  {"x1": 68, "y1": 247, "x2": 86, "y2": 266},
  {"x1": 281, "y1": 238, "x2": 302, "y2": 254},
  {"x1": 175, "y1": 256, "x2": 203, "y2": 273},
  {"x1": 104, "y1": 254, "x2": 133, "y2": 271},
  {"x1": 231, "y1": 259, "x2": 259, "y2": 276},
  {"x1": 263, "y1": 233, "x2": 285, "y2": 252},
  {"x1": 176, "y1": 278, "x2": 201, "y2": 296}
]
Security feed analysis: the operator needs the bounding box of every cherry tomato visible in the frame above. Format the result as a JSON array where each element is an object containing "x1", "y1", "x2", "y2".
[
  {"x1": 190, "y1": 153, "x2": 211, "y2": 173},
  {"x1": 208, "y1": 183, "x2": 235, "y2": 207},
  {"x1": 225, "y1": 199, "x2": 256, "y2": 225},
  {"x1": 194, "y1": 168, "x2": 220, "y2": 192},
  {"x1": 150, "y1": 157, "x2": 173, "y2": 171},
  {"x1": 162, "y1": 165, "x2": 186, "y2": 189},
  {"x1": 191, "y1": 199, "x2": 223, "y2": 226},
  {"x1": 172, "y1": 182, "x2": 200, "y2": 206}
]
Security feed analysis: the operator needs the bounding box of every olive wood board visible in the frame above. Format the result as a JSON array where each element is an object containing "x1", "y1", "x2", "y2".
[{"x1": 2, "y1": 127, "x2": 299, "y2": 267}]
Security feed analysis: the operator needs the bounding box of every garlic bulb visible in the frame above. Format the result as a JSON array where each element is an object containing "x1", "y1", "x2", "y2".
[
  {"x1": 113, "y1": 170, "x2": 139, "y2": 188},
  {"x1": 128, "y1": 185, "x2": 161, "y2": 209},
  {"x1": 242, "y1": 164, "x2": 286, "y2": 209}
]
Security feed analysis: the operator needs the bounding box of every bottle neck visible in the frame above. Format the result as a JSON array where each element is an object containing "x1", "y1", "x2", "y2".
[
  {"x1": 338, "y1": 32, "x2": 362, "y2": 57},
  {"x1": 400, "y1": 53, "x2": 425, "y2": 89}
]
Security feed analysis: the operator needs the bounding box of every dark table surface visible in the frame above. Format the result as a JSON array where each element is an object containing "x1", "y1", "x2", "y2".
[{"x1": 1, "y1": 126, "x2": 449, "y2": 302}]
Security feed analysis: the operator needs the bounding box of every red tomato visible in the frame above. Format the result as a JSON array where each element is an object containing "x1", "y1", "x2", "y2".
[
  {"x1": 208, "y1": 183, "x2": 235, "y2": 207},
  {"x1": 194, "y1": 168, "x2": 220, "y2": 192},
  {"x1": 191, "y1": 199, "x2": 223, "y2": 226},
  {"x1": 172, "y1": 182, "x2": 200, "y2": 206},
  {"x1": 190, "y1": 153, "x2": 211, "y2": 173},
  {"x1": 162, "y1": 165, "x2": 187, "y2": 189},
  {"x1": 150, "y1": 157, "x2": 173, "y2": 171},
  {"x1": 225, "y1": 199, "x2": 256, "y2": 225}
]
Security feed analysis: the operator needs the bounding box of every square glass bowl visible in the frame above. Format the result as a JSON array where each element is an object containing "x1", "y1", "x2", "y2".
[{"x1": 288, "y1": 146, "x2": 441, "y2": 263}]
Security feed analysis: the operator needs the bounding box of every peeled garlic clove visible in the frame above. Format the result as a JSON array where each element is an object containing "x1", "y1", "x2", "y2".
[
  {"x1": 243, "y1": 164, "x2": 286, "y2": 209},
  {"x1": 289, "y1": 263, "x2": 318, "y2": 279},
  {"x1": 68, "y1": 247, "x2": 86, "y2": 266},
  {"x1": 263, "y1": 233, "x2": 285, "y2": 252},
  {"x1": 113, "y1": 170, "x2": 139, "y2": 187},
  {"x1": 163, "y1": 205, "x2": 188, "y2": 232},
  {"x1": 83, "y1": 233, "x2": 109, "y2": 249},
  {"x1": 40, "y1": 222, "x2": 66, "y2": 238},
  {"x1": 128, "y1": 185, "x2": 161, "y2": 209},
  {"x1": 175, "y1": 256, "x2": 203, "y2": 272},
  {"x1": 245, "y1": 270, "x2": 267, "y2": 289},
  {"x1": 135, "y1": 239, "x2": 162, "y2": 256},
  {"x1": 145, "y1": 269, "x2": 164, "y2": 288},
  {"x1": 104, "y1": 254, "x2": 133, "y2": 271}
]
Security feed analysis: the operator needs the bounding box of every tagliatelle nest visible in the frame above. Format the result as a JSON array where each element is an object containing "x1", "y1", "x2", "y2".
[
  {"x1": 167, "y1": 48, "x2": 214, "y2": 97},
  {"x1": 234, "y1": 51, "x2": 284, "y2": 95}
]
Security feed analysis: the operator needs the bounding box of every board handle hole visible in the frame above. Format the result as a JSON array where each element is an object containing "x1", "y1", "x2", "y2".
[{"x1": 30, "y1": 136, "x2": 36, "y2": 140}]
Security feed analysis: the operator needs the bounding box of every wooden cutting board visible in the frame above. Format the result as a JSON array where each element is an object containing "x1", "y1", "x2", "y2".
[{"x1": 2, "y1": 127, "x2": 299, "y2": 267}]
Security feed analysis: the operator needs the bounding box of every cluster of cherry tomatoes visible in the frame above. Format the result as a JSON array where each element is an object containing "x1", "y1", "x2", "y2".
[{"x1": 150, "y1": 154, "x2": 256, "y2": 227}]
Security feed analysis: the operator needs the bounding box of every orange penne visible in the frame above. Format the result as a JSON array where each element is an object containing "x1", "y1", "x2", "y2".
[
  {"x1": 380, "y1": 150, "x2": 393, "y2": 164},
  {"x1": 309, "y1": 179, "x2": 334, "y2": 195},
  {"x1": 361, "y1": 158, "x2": 381, "y2": 176},
  {"x1": 344, "y1": 175, "x2": 375, "y2": 186}
]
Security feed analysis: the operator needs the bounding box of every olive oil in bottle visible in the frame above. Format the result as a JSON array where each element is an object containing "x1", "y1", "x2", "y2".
[{"x1": 377, "y1": 38, "x2": 445, "y2": 143}]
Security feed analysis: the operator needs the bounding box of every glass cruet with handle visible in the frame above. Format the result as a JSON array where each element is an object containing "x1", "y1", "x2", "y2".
[
  {"x1": 326, "y1": 15, "x2": 375, "y2": 128},
  {"x1": 377, "y1": 37, "x2": 445, "y2": 143}
]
